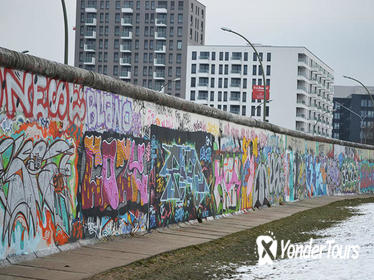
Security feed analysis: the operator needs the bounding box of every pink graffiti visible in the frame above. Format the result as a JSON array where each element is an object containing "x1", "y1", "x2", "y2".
[
  {"x1": 82, "y1": 134, "x2": 148, "y2": 211},
  {"x1": 102, "y1": 140, "x2": 119, "y2": 209}
]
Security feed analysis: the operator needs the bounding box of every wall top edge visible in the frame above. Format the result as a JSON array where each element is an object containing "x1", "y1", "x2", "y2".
[{"x1": 0, "y1": 46, "x2": 372, "y2": 151}]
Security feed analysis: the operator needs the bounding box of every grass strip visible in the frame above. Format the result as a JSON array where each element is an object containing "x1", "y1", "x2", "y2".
[{"x1": 87, "y1": 197, "x2": 374, "y2": 280}]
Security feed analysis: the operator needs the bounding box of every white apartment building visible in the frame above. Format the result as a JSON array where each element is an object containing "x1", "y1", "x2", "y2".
[{"x1": 186, "y1": 45, "x2": 334, "y2": 137}]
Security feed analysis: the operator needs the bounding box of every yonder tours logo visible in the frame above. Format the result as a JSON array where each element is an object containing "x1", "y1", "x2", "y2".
[{"x1": 256, "y1": 233, "x2": 360, "y2": 265}]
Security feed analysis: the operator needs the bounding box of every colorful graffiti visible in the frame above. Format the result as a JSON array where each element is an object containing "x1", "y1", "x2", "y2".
[
  {"x1": 0, "y1": 65, "x2": 373, "y2": 261},
  {"x1": 85, "y1": 88, "x2": 141, "y2": 136},
  {"x1": 79, "y1": 131, "x2": 149, "y2": 238}
]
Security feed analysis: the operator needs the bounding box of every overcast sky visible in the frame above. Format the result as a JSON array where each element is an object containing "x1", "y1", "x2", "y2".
[{"x1": 0, "y1": 0, "x2": 373, "y2": 86}]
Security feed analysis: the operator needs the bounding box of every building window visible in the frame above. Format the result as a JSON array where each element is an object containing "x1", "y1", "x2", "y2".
[
  {"x1": 178, "y1": 1, "x2": 183, "y2": 10},
  {"x1": 198, "y1": 77, "x2": 208, "y2": 87},
  {"x1": 252, "y1": 65, "x2": 257, "y2": 75},
  {"x1": 232, "y1": 52, "x2": 242, "y2": 60},
  {"x1": 242, "y1": 105, "x2": 246, "y2": 116},
  {"x1": 266, "y1": 65, "x2": 271, "y2": 76},
  {"x1": 192, "y1": 51, "x2": 197, "y2": 60},
  {"x1": 210, "y1": 78, "x2": 215, "y2": 88},
  {"x1": 212, "y1": 52, "x2": 216, "y2": 60},
  {"x1": 230, "y1": 91, "x2": 240, "y2": 101},
  {"x1": 242, "y1": 92, "x2": 247, "y2": 102},
  {"x1": 244, "y1": 52, "x2": 248, "y2": 61},
  {"x1": 178, "y1": 14, "x2": 183, "y2": 24},
  {"x1": 211, "y1": 65, "x2": 215, "y2": 74},
  {"x1": 190, "y1": 91, "x2": 195, "y2": 101},
  {"x1": 198, "y1": 90, "x2": 208, "y2": 100},
  {"x1": 210, "y1": 91, "x2": 214, "y2": 101},
  {"x1": 267, "y1": 52, "x2": 271, "y2": 61},
  {"x1": 224, "y1": 91, "x2": 227, "y2": 101},
  {"x1": 231, "y1": 78, "x2": 241, "y2": 87},
  {"x1": 231, "y1": 64, "x2": 241, "y2": 74},
  {"x1": 199, "y1": 51, "x2": 210, "y2": 59},
  {"x1": 219, "y1": 52, "x2": 223, "y2": 61},
  {"x1": 177, "y1": 27, "x2": 183, "y2": 36},
  {"x1": 218, "y1": 91, "x2": 222, "y2": 101},
  {"x1": 225, "y1": 52, "x2": 229, "y2": 61},
  {"x1": 191, "y1": 77, "x2": 196, "y2": 87},
  {"x1": 259, "y1": 66, "x2": 263, "y2": 76},
  {"x1": 177, "y1": 40, "x2": 182, "y2": 50},
  {"x1": 361, "y1": 99, "x2": 368, "y2": 107},
  {"x1": 191, "y1": 64, "x2": 196, "y2": 74}
]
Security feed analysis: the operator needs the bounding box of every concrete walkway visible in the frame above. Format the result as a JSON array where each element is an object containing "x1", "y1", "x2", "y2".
[{"x1": 0, "y1": 195, "x2": 371, "y2": 280}]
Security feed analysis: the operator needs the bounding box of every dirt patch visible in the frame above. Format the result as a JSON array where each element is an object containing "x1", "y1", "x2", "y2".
[{"x1": 86, "y1": 197, "x2": 374, "y2": 280}]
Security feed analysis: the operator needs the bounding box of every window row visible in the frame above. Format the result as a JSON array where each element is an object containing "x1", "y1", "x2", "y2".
[
  {"x1": 190, "y1": 77, "x2": 271, "y2": 88},
  {"x1": 192, "y1": 51, "x2": 271, "y2": 62},
  {"x1": 191, "y1": 64, "x2": 271, "y2": 76},
  {"x1": 81, "y1": 1, "x2": 185, "y2": 11},
  {"x1": 79, "y1": 52, "x2": 182, "y2": 64}
]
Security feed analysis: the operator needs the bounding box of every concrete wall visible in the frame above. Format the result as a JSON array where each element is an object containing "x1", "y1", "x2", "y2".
[{"x1": 0, "y1": 47, "x2": 373, "y2": 261}]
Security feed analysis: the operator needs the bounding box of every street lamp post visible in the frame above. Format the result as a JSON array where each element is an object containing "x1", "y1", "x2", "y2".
[
  {"x1": 221, "y1": 27, "x2": 267, "y2": 122},
  {"x1": 343, "y1": 75, "x2": 374, "y2": 109},
  {"x1": 159, "y1": 78, "x2": 180, "y2": 93},
  {"x1": 335, "y1": 101, "x2": 367, "y2": 144},
  {"x1": 252, "y1": 99, "x2": 273, "y2": 117},
  {"x1": 313, "y1": 109, "x2": 334, "y2": 136},
  {"x1": 61, "y1": 0, "x2": 68, "y2": 65}
]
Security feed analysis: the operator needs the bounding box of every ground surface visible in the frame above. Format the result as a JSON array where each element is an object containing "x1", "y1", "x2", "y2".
[{"x1": 87, "y1": 197, "x2": 374, "y2": 280}]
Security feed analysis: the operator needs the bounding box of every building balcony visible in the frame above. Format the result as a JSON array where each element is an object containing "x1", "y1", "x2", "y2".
[
  {"x1": 120, "y1": 58, "x2": 131, "y2": 65},
  {"x1": 156, "y1": 20, "x2": 167, "y2": 26},
  {"x1": 84, "y1": 44, "x2": 95, "y2": 52},
  {"x1": 297, "y1": 74, "x2": 309, "y2": 83},
  {"x1": 121, "y1": 32, "x2": 132, "y2": 39},
  {"x1": 297, "y1": 86, "x2": 309, "y2": 95},
  {"x1": 155, "y1": 45, "x2": 166, "y2": 53},
  {"x1": 121, "y1": 18, "x2": 133, "y2": 26},
  {"x1": 156, "y1": 8, "x2": 167, "y2": 13},
  {"x1": 122, "y1": 8, "x2": 133, "y2": 13},
  {"x1": 84, "y1": 31, "x2": 96, "y2": 39},
  {"x1": 83, "y1": 57, "x2": 95, "y2": 65},
  {"x1": 85, "y1": 18, "x2": 97, "y2": 26},
  {"x1": 296, "y1": 101, "x2": 309, "y2": 109},
  {"x1": 154, "y1": 58, "x2": 166, "y2": 66},
  {"x1": 155, "y1": 32, "x2": 167, "y2": 40},
  {"x1": 85, "y1": 8, "x2": 97, "y2": 13},
  {"x1": 230, "y1": 71, "x2": 242, "y2": 77},
  {"x1": 153, "y1": 72, "x2": 165, "y2": 80},
  {"x1": 119, "y1": 72, "x2": 131, "y2": 79},
  {"x1": 120, "y1": 45, "x2": 132, "y2": 52}
]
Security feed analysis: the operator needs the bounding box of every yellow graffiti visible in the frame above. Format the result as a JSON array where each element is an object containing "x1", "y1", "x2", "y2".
[{"x1": 207, "y1": 122, "x2": 219, "y2": 135}]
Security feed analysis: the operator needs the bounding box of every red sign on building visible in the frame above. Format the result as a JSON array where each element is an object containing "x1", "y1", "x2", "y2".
[{"x1": 252, "y1": 85, "x2": 270, "y2": 100}]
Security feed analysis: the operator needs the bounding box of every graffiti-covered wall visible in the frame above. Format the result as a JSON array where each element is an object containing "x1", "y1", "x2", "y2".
[{"x1": 0, "y1": 52, "x2": 373, "y2": 260}]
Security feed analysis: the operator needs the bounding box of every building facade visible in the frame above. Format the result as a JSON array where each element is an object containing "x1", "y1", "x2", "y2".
[
  {"x1": 75, "y1": 0, "x2": 205, "y2": 98},
  {"x1": 186, "y1": 45, "x2": 334, "y2": 136},
  {"x1": 333, "y1": 85, "x2": 374, "y2": 144}
]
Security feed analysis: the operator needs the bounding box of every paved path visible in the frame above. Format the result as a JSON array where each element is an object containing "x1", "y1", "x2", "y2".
[{"x1": 0, "y1": 195, "x2": 371, "y2": 280}]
